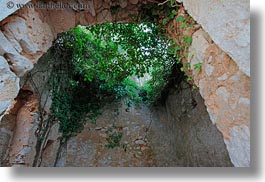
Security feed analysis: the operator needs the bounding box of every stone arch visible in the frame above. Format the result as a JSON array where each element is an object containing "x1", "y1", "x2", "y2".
[{"x1": 0, "y1": 0, "x2": 250, "y2": 167}]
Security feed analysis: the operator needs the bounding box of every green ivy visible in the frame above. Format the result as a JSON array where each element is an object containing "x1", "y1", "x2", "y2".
[
  {"x1": 48, "y1": 22, "x2": 176, "y2": 139},
  {"x1": 194, "y1": 62, "x2": 203, "y2": 73}
]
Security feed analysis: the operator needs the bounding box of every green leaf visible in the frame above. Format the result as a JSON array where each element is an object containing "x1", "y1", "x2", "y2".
[
  {"x1": 185, "y1": 62, "x2": 191, "y2": 68},
  {"x1": 180, "y1": 23, "x2": 186, "y2": 28},
  {"x1": 194, "y1": 62, "x2": 203, "y2": 73},
  {"x1": 180, "y1": 67, "x2": 184, "y2": 72},
  {"x1": 171, "y1": 10, "x2": 178, "y2": 15},
  {"x1": 183, "y1": 35, "x2": 192, "y2": 46},
  {"x1": 162, "y1": 18, "x2": 170, "y2": 25},
  {"x1": 176, "y1": 16, "x2": 184, "y2": 23}
]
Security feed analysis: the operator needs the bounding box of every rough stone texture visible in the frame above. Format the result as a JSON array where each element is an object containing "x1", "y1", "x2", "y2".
[
  {"x1": 0, "y1": 56, "x2": 20, "y2": 116},
  {"x1": 0, "y1": 1, "x2": 142, "y2": 166},
  {"x1": 224, "y1": 125, "x2": 250, "y2": 167},
  {"x1": 6, "y1": 92, "x2": 38, "y2": 166},
  {"x1": 0, "y1": 31, "x2": 33, "y2": 77},
  {"x1": 177, "y1": 0, "x2": 250, "y2": 76},
  {"x1": 0, "y1": 0, "x2": 250, "y2": 167},
  {"x1": 57, "y1": 101, "x2": 155, "y2": 167},
  {"x1": 40, "y1": 123, "x2": 61, "y2": 167},
  {"x1": 129, "y1": 0, "x2": 139, "y2": 5},
  {"x1": 0, "y1": 0, "x2": 31, "y2": 21},
  {"x1": 8, "y1": 93, "x2": 39, "y2": 166},
  {"x1": 0, "y1": 127, "x2": 14, "y2": 166},
  {"x1": 149, "y1": 81, "x2": 232, "y2": 167},
  {"x1": 0, "y1": 0, "x2": 143, "y2": 115},
  {"x1": 187, "y1": 29, "x2": 250, "y2": 167},
  {"x1": 54, "y1": 82, "x2": 232, "y2": 167},
  {"x1": 1, "y1": 7, "x2": 54, "y2": 64}
]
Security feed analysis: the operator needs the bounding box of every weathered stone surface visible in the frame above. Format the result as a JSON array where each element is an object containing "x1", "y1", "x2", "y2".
[
  {"x1": 188, "y1": 29, "x2": 211, "y2": 73},
  {"x1": 2, "y1": 16, "x2": 39, "y2": 54},
  {"x1": 187, "y1": 29, "x2": 250, "y2": 167},
  {"x1": 0, "y1": 101, "x2": 11, "y2": 116},
  {"x1": 0, "y1": 31, "x2": 33, "y2": 77},
  {"x1": 96, "y1": 9, "x2": 112, "y2": 23},
  {"x1": 205, "y1": 64, "x2": 214, "y2": 76},
  {"x1": 40, "y1": 123, "x2": 61, "y2": 167},
  {"x1": 0, "y1": 31, "x2": 18, "y2": 55},
  {"x1": 179, "y1": 0, "x2": 250, "y2": 76},
  {"x1": 1, "y1": 7, "x2": 54, "y2": 63},
  {"x1": 0, "y1": 0, "x2": 31, "y2": 21},
  {"x1": 44, "y1": 8, "x2": 76, "y2": 35},
  {"x1": 129, "y1": 0, "x2": 139, "y2": 5},
  {"x1": 0, "y1": 56, "x2": 20, "y2": 116},
  {"x1": 0, "y1": 0, "x2": 142, "y2": 114},
  {"x1": 0, "y1": 128, "x2": 13, "y2": 166},
  {"x1": 5, "y1": 53, "x2": 34, "y2": 77},
  {"x1": 119, "y1": 0, "x2": 128, "y2": 8},
  {"x1": 224, "y1": 125, "x2": 250, "y2": 167},
  {"x1": 9, "y1": 94, "x2": 39, "y2": 166},
  {"x1": 86, "y1": 0, "x2": 96, "y2": 16},
  {"x1": 0, "y1": 0, "x2": 250, "y2": 167},
  {"x1": 60, "y1": 101, "x2": 155, "y2": 167},
  {"x1": 54, "y1": 85, "x2": 232, "y2": 167},
  {"x1": 149, "y1": 81, "x2": 233, "y2": 167}
]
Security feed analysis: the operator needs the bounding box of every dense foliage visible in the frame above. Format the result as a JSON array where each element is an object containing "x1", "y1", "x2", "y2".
[
  {"x1": 63, "y1": 23, "x2": 173, "y2": 85},
  {"x1": 49, "y1": 23, "x2": 176, "y2": 138}
]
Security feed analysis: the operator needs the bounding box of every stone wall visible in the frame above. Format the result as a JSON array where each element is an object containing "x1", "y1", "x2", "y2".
[
  {"x1": 0, "y1": 0, "x2": 31, "y2": 21},
  {"x1": 188, "y1": 29, "x2": 250, "y2": 167},
  {"x1": 52, "y1": 83, "x2": 232, "y2": 167},
  {"x1": 0, "y1": 0, "x2": 250, "y2": 167},
  {"x1": 181, "y1": 1, "x2": 250, "y2": 166},
  {"x1": 164, "y1": 2, "x2": 250, "y2": 167},
  {"x1": 149, "y1": 80, "x2": 233, "y2": 167},
  {"x1": 0, "y1": 0, "x2": 144, "y2": 118},
  {"x1": 177, "y1": 0, "x2": 250, "y2": 77}
]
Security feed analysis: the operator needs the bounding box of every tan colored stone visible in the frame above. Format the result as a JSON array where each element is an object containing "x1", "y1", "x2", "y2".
[
  {"x1": 119, "y1": 0, "x2": 128, "y2": 8},
  {"x1": 94, "y1": 0, "x2": 103, "y2": 11},
  {"x1": 129, "y1": 0, "x2": 139, "y2": 5},
  {"x1": 5, "y1": 53, "x2": 34, "y2": 77},
  {"x1": 97, "y1": 9, "x2": 112, "y2": 23},
  {"x1": 40, "y1": 139, "x2": 61, "y2": 167},
  {"x1": 9, "y1": 94, "x2": 39, "y2": 166},
  {"x1": 179, "y1": 0, "x2": 250, "y2": 76},
  {"x1": 0, "y1": 0, "x2": 250, "y2": 167},
  {"x1": 47, "y1": 9, "x2": 76, "y2": 35}
]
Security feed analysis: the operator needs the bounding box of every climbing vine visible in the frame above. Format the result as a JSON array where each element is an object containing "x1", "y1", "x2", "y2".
[
  {"x1": 34, "y1": 1, "x2": 198, "y2": 141},
  {"x1": 45, "y1": 22, "x2": 176, "y2": 139}
]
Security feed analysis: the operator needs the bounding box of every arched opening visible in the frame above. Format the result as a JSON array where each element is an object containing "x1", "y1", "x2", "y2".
[{"x1": 0, "y1": 0, "x2": 250, "y2": 167}]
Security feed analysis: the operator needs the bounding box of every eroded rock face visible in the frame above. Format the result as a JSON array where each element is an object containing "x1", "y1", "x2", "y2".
[
  {"x1": 39, "y1": 123, "x2": 61, "y2": 167},
  {"x1": 56, "y1": 102, "x2": 155, "y2": 167},
  {"x1": 177, "y1": 0, "x2": 250, "y2": 77},
  {"x1": 224, "y1": 125, "x2": 250, "y2": 167},
  {"x1": 187, "y1": 29, "x2": 250, "y2": 167},
  {"x1": 0, "y1": 0, "x2": 250, "y2": 167},
  {"x1": 0, "y1": 0, "x2": 143, "y2": 115},
  {"x1": 55, "y1": 92, "x2": 231, "y2": 167},
  {"x1": 0, "y1": 0, "x2": 31, "y2": 21},
  {"x1": 165, "y1": 3, "x2": 250, "y2": 165},
  {"x1": 8, "y1": 92, "x2": 39, "y2": 166},
  {"x1": 149, "y1": 81, "x2": 233, "y2": 167},
  {"x1": 0, "y1": 31, "x2": 33, "y2": 77},
  {"x1": 0, "y1": 56, "x2": 20, "y2": 116}
]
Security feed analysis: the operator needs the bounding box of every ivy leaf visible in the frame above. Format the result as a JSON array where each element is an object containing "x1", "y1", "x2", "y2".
[
  {"x1": 183, "y1": 35, "x2": 192, "y2": 46},
  {"x1": 171, "y1": 10, "x2": 177, "y2": 15},
  {"x1": 194, "y1": 62, "x2": 203, "y2": 73},
  {"x1": 176, "y1": 16, "x2": 184, "y2": 23}
]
